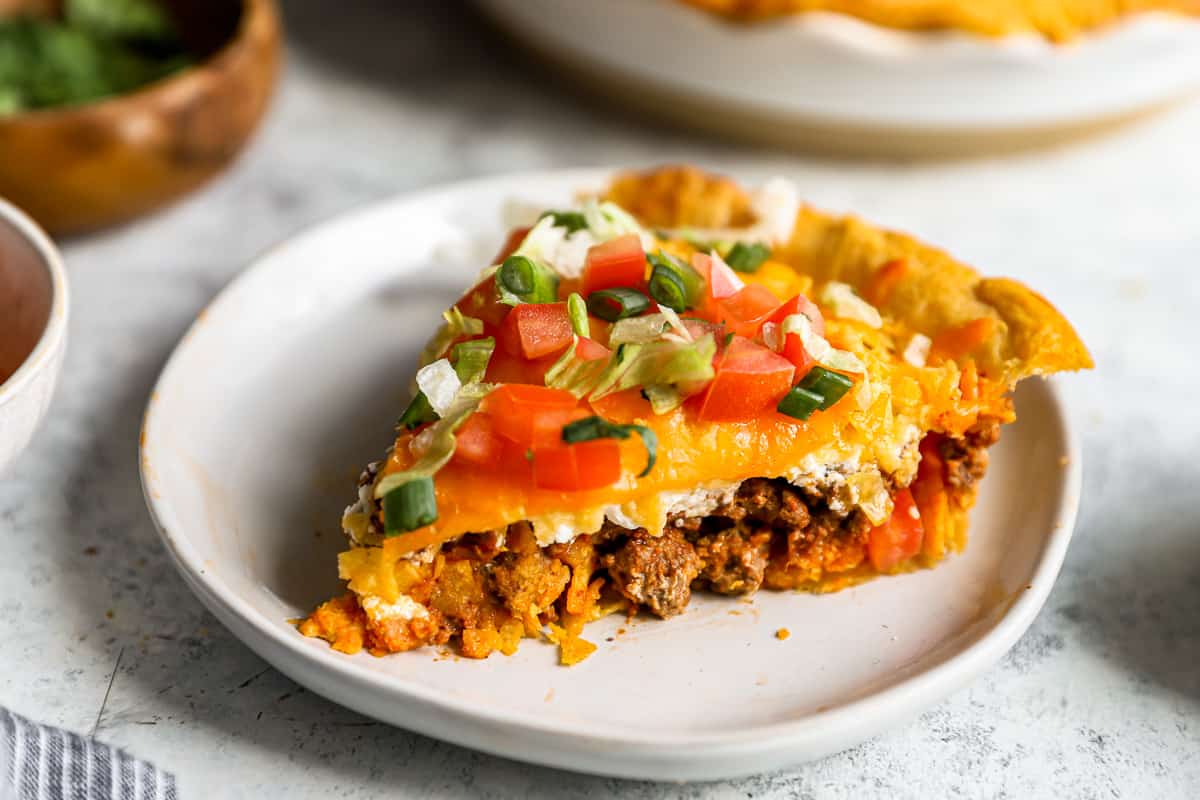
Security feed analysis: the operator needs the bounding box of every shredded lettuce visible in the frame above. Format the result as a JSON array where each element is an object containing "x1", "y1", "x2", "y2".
[
  {"x1": 781, "y1": 313, "x2": 866, "y2": 374},
  {"x1": 374, "y1": 383, "x2": 494, "y2": 499},
  {"x1": 582, "y1": 198, "x2": 647, "y2": 242},
  {"x1": 567, "y1": 292, "x2": 590, "y2": 337},
  {"x1": 420, "y1": 307, "x2": 484, "y2": 367},
  {"x1": 609, "y1": 314, "x2": 670, "y2": 346},
  {"x1": 545, "y1": 339, "x2": 608, "y2": 398},
  {"x1": 818, "y1": 282, "x2": 883, "y2": 329}
]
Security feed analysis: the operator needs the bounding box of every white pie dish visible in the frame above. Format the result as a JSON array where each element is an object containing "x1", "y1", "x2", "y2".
[
  {"x1": 139, "y1": 169, "x2": 1082, "y2": 780},
  {"x1": 477, "y1": 0, "x2": 1200, "y2": 155},
  {"x1": 0, "y1": 198, "x2": 68, "y2": 475}
]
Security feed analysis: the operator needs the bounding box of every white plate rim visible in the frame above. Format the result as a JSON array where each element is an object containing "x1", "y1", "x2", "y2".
[
  {"x1": 477, "y1": 0, "x2": 1200, "y2": 135},
  {"x1": 139, "y1": 168, "x2": 1082, "y2": 770}
]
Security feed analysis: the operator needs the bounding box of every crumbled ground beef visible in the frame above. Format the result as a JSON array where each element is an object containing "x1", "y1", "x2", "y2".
[
  {"x1": 602, "y1": 528, "x2": 701, "y2": 618},
  {"x1": 693, "y1": 529, "x2": 771, "y2": 595},
  {"x1": 329, "y1": 419, "x2": 1005, "y2": 658},
  {"x1": 938, "y1": 418, "x2": 1002, "y2": 489}
]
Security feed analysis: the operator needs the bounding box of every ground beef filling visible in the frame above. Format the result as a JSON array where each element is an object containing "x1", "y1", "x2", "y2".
[{"x1": 304, "y1": 426, "x2": 999, "y2": 656}]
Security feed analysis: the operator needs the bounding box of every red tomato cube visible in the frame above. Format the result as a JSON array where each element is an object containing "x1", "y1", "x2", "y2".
[
  {"x1": 498, "y1": 302, "x2": 574, "y2": 360},
  {"x1": 694, "y1": 336, "x2": 795, "y2": 421},
  {"x1": 582, "y1": 234, "x2": 647, "y2": 295}
]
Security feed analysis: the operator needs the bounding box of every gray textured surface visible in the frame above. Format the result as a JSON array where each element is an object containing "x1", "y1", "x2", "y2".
[{"x1": 2, "y1": 2, "x2": 1199, "y2": 797}]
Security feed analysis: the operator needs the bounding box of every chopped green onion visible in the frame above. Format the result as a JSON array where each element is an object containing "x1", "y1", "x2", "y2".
[
  {"x1": 419, "y1": 307, "x2": 484, "y2": 366},
  {"x1": 647, "y1": 252, "x2": 703, "y2": 312},
  {"x1": 724, "y1": 242, "x2": 771, "y2": 273},
  {"x1": 561, "y1": 416, "x2": 658, "y2": 477},
  {"x1": 451, "y1": 337, "x2": 494, "y2": 384},
  {"x1": 587, "y1": 288, "x2": 650, "y2": 322},
  {"x1": 497, "y1": 254, "x2": 559, "y2": 306},
  {"x1": 797, "y1": 366, "x2": 855, "y2": 410},
  {"x1": 567, "y1": 293, "x2": 590, "y2": 337},
  {"x1": 499, "y1": 255, "x2": 535, "y2": 295},
  {"x1": 382, "y1": 476, "x2": 438, "y2": 534},
  {"x1": 398, "y1": 393, "x2": 437, "y2": 430},
  {"x1": 540, "y1": 210, "x2": 588, "y2": 232},
  {"x1": 776, "y1": 386, "x2": 825, "y2": 420}
]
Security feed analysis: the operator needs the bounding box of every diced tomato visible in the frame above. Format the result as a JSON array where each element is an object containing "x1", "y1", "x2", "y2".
[
  {"x1": 532, "y1": 440, "x2": 622, "y2": 491},
  {"x1": 492, "y1": 226, "x2": 531, "y2": 264},
  {"x1": 498, "y1": 302, "x2": 574, "y2": 360},
  {"x1": 484, "y1": 349, "x2": 557, "y2": 386},
  {"x1": 767, "y1": 294, "x2": 825, "y2": 337},
  {"x1": 582, "y1": 234, "x2": 647, "y2": 295},
  {"x1": 454, "y1": 274, "x2": 509, "y2": 328},
  {"x1": 780, "y1": 333, "x2": 815, "y2": 377},
  {"x1": 484, "y1": 385, "x2": 586, "y2": 449},
  {"x1": 715, "y1": 285, "x2": 783, "y2": 338},
  {"x1": 452, "y1": 412, "x2": 504, "y2": 469},
  {"x1": 587, "y1": 388, "x2": 652, "y2": 422},
  {"x1": 694, "y1": 336, "x2": 795, "y2": 421},
  {"x1": 766, "y1": 294, "x2": 825, "y2": 377},
  {"x1": 867, "y1": 489, "x2": 924, "y2": 572},
  {"x1": 499, "y1": 437, "x2": 534, "y2": 482},
  {"x1": 690, "y1": 252, "x2": 744, "y2": 303},
  {"x1": 575, "y1": 337, "x2": 611, "y2": 361}
]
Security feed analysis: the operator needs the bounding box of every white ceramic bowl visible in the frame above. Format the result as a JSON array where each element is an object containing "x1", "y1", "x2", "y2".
[
  {"x1": 141, "y1": 169, "x2": 1083, "y2": 780},
  {"x1": 0, "y1": 198, "x2": 69, "y2": 474},
  {"x1": 478, "y1": 0, "x2": 1200, "y2": 155}
]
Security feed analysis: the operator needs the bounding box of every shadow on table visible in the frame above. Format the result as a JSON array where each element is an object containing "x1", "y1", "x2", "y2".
[
  {"x1": 1069, "y1": 513, "x2": 1200, "y2": 704},
  {"x1": 275, "y1": 0, "x2": 743, "y2": 161}
]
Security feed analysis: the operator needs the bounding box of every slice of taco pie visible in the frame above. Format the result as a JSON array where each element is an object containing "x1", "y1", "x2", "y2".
[{"x1": 299, "y1": 166, "x2": 1091, "y2": 665}]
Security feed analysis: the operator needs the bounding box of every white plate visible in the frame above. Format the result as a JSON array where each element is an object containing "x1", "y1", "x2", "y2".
[
  {"x1": 478, "y1": 0, "x2": 1200, "y2": 155},
  {"x1": 140, "y1": 169, "x2": 1082, "y2": 781}
]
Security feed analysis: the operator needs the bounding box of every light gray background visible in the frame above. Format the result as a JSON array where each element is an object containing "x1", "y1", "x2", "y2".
[{"x1": 2, "y1": 3, "x2": 1198, "y2": 797}]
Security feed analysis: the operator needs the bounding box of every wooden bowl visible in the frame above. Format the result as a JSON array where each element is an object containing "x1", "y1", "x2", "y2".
[{"x1": 0, "y1": 0, "x2": 281, "y2": 235}]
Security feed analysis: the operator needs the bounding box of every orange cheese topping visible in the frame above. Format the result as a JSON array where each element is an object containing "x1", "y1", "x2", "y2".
[{"x1": 377, "y1": 322, "x2": 1010, "y2": 558}]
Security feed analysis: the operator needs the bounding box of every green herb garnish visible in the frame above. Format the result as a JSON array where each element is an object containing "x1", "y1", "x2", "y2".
[
  {"x1": 587, "y1": 288, "x2": 650, "y2": 322},
  {"x1": 497, "y1": 254, "x2": 559, "y2": 306},
  {"x1": 797, "y1": 366, "x2": 854, "y2": 411},
  {"x1": 647, "y1": 252, "x2": 703, "y2": 312},
  {"x1": 776, "y1": 386, "x2": 825, "y2": 421},
  {"x1": 724, "y1": 242, "x2": 771, "y2": 273},
  {"x1": 382, "y1": 476, "x2": 438, "y2": 534},
  {"x1": 539, "y1": 210, "x2": 588, "y2": 233}
]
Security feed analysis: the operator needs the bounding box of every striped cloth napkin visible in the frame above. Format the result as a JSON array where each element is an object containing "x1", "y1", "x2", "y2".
[{"x1": 0, "y1": 709, "x2": 176, "y2": 799}]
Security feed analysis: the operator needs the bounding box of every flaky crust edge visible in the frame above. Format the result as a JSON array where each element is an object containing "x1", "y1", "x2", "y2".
[{"x1": 605, "y1": 166, "x2": 1093, "y2": 385}]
